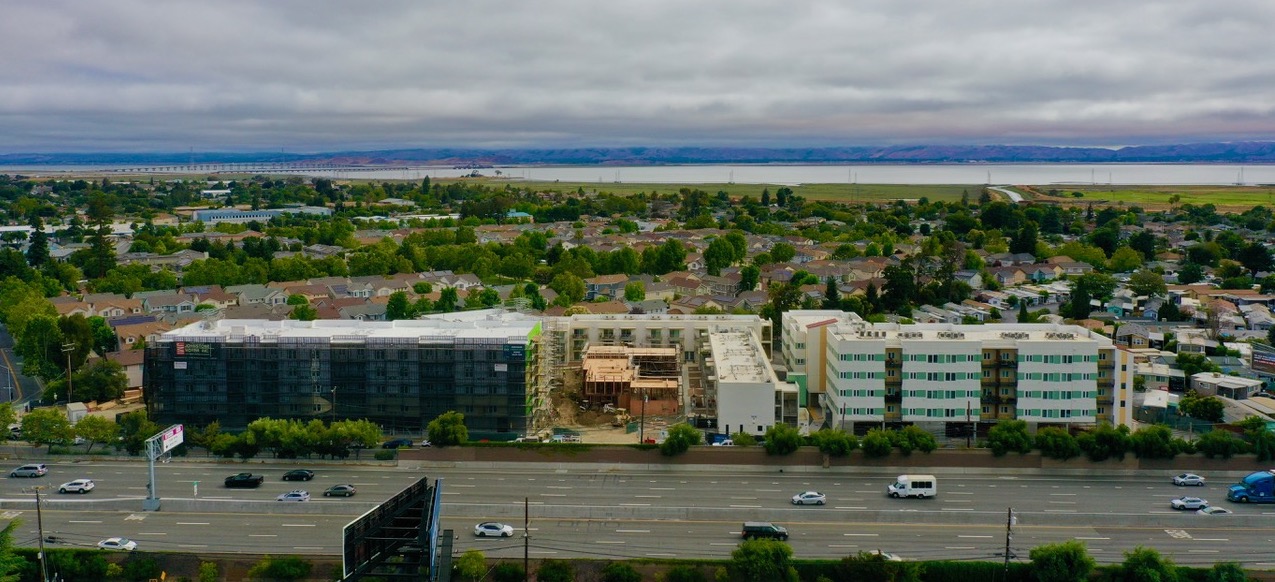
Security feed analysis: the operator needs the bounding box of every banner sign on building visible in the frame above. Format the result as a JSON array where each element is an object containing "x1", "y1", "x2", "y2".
[{"x1": 175, "y1": 342, "x2": 214, "y2": 358}]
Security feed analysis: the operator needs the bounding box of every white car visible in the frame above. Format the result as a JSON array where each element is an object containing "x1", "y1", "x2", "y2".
[
  {"x1": 712, "y1": 440, "x2": 735, "y2": 447},
  {"x1": 867, "y1": 550, "x2": 904, "y2": 562},
  {"x1": 58, "y1": 479, "x2": 95, "y2": 494},
  {"x1": 97, "y1": 537, "x2": 137, "y2": 551},
  {"x1": 1170, "y1": 496, "x2": 1208, "y2": 510},
  {"x1": 1173, "y1": 473, "x2": 1205, "y2": 487},
  {"x1": 791, "y1": 491, "x2": 827, "y2": 505},
  {"x1": 276, "y1": 490, "x2": 310, "y2": 502},
  {"x1": 1198, "y1": 506, "x2": 1231, "y2": 516},
  {"x1": 474, "y1": 522, "x2": 514, "y2": 537}
]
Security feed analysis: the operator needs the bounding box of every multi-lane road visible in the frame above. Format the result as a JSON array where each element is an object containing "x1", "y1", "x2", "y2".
[{"x1": 1, "y1": 458, "x2": 1273, "y2": 567}]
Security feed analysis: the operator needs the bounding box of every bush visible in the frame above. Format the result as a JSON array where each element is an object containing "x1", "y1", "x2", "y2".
[
  {"x1": 599, "y1": 561, "x2": 642, "y2": 582},
  {"x1": 455, "y1": 550, "x2": 487, "y2": 581},
  {"x1": 862, "y1": 429, "x2": 893, "y2": 458},
  {"x1": 1195, "y1": 430, "x2": 1248, "y2": 459},
  {"x1": 895, "y1": 425, "x2": 937, "y2": 455},
  {"x1": 1077, "y1": 424, "x2": 1132, "y2": 462},
  {"x1": 763, "y1": 424, "x2": 802, "y2": 455},
  {"x1": 660, "y1": 423, "x2": 702, "y2": 456},
  {"x1": 727, "y1": 539, "x2": 798, "y2": 582},
  {"x1": 373, "y1": 450, "x2": 396, "y2": 461},
  {"x1": 247, "y1": 555, "x2": 312, "y2": 581},
  {"x1": 199, "y1": 561, "x2": 219, "y2": 582},
  {"x1": 988, "y1": 420, "x2": 1033, "y2": 456},
  {"x1": 1120, "y1": 547, "x2": 1178, "y2": 582},
  {"x1": 122, "y1": 557, "x2": 162, "y2": 582},
  {"x1": 811, "y1": 428, "x2": 858, "y2": 457},
  {"x1": 835, "y1": 552, "x2": 922, "y2": 582},
  {"x1": 1030, "y1": 540, "x2": 1095, "y2": 582},
  {"x1": 1131, "y1": 425, "x2": 1178, "y2": 459},
  {"x1": 918, "y1": 561, "x2": 1033, "y2": 582},
  {"x1": 664, "y1": 564, "x2": 709, "y2": 582},
  {"x1": 1035, "y1": 427, "x2": 1081, "y2": 460},
  {"x1": 1207, "y1": 562, "x2": 1247, "y2": 582},
  {"x1": 537, "y1": 559, "x2": 575, "y2": 582},
  {"x1": 729, "y1": 432, "x2": 757, "y2": 447},
  {"x1": 491, "y1": 562, "x2": 526, "y2": 582}
]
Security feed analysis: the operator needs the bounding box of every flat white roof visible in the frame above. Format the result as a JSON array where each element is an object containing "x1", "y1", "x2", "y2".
[
  {"x1": 827, "y1": 321, "x2": 1110, "y2": 347},
  {"x1": 709, "y1": 330, "x2": 774, "y2": 383},
  {"x1": 159, "y1": 311, "x2": 539, "y2": 343}
]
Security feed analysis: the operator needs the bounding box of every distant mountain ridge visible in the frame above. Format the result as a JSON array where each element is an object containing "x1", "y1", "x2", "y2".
[{"x1": 5, "y1": 142, "x2": 1275, "y2": 166}]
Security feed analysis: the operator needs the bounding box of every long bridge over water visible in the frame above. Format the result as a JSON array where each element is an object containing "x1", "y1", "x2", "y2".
[{"x1": 103, "y1": 162, "x2": 414, "y2": 175}]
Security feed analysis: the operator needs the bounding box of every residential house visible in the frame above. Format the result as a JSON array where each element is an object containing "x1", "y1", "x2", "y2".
[
  {"x1": 228, "y1": 284, "x2": 289, "y2": 307},
  {"x1": 105, "y1": 350, "x2": 145, "y2": 390},
  {"x1": 585, "y1": 274, "x2": 630, "y2": 301},
  {"x1": 141, "y1": 293, "x2": 198, "y2": 315}
]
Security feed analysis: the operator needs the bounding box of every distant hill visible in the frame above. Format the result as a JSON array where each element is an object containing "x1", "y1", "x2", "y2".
[{"x1": 5, "y1": 142, "x2": 1275, "y2": 166}]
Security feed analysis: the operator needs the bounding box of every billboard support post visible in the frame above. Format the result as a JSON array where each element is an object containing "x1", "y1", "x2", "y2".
[{"x1": 142, "y1": 424, "x2": 183, "y2": 511}]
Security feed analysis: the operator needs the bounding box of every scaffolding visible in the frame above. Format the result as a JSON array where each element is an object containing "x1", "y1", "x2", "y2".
[{"x1": 581, "y1": 345, "x2": 680, "y2": 411}]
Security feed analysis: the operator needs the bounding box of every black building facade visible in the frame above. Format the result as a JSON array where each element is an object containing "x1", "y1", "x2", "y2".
[{"x1": 144, "y1": 319, "x2": 540, "y2": 437}]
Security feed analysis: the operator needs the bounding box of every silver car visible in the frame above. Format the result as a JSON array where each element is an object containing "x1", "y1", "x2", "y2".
[
  {"x1": 1170, "y1": 496, "x2": 1208, "y2": 510},
  {"x1": 474, "y1": 522, "x2": 514, "y2": 537},
  {"x1": 1172, "y1": 473, "x2": 1205, "y2": 487},
  {"x1": 791, "y1": 491, "x2": 827, "y2": 505},
  {"x1": 9, "y1": 464, "x2": 47, "y2": 478},
  {"x1": 59, "y1": 479, "x2": 95, "y2": 494}
]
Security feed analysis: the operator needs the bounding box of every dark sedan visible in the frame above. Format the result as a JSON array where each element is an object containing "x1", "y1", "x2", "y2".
[
  {"x1": 324, "y1": 484, "x2": 357, "y2": 497},
  {"x1": 282, "y1": 469, "x2": 315, "y2": 481}
]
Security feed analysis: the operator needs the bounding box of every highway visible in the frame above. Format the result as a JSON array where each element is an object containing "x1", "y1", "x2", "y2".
[{"x1": 1, "y1": 458, "x2": 1273, "y2": 567}]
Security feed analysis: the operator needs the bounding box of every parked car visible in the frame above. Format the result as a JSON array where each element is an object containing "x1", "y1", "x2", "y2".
[
  {"x1": 10, "y1": 464, "x2": 47, "y2": 478},
  {"x1": 712, "y1": 440, "x2": 735, "y2": 447},
  {"x1": 1171, "y1": 496, "x2": 1209, "y2": 510},
  {"x1": 1173, "y1": 473, "x2": 1206, "y2": 487},
  {"x1": 867, "y1": 550, "x2": 904, "y2": 562},
  {"x1": 58, "y1": 479, "x2": 95, "y2": 494},
  {"x1": 276, "y1": 490, "x2": 310, "y2": 502},
  {"x1": 418, "y1": 440, "x2": 432, "y2": 448},
  {"x1": 791, "y1": 491, "x2": 827, "y2": 505},
  {"x1": 97, "y1": 537, "x2": 137, "y2": 551},
  {"x1": 474, "y1": 522, "x2": 514, "y2": 537},
  {"x1": 1197, "y1": 506, "x2": 1231, "y2": 516},
  {"x1": 324, "y1": 484, "x2": 357, "y2": 497},
  {"x1": 382, "y1": 438, "x2": 413, "y2": 449},
  {"x1": 282, "y1": 469, "x2": 315, "y2": 481}
]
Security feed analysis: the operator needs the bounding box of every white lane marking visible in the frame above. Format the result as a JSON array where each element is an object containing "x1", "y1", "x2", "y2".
[
  {"x1": 958, "y1": 535, "x2": 993, "y2": 539},
  {"x1": 596, "y1": 541, "x2": 626, "y2": 544},
  {"x1": 616, "y1": 529, "x2": 650, "y2": 533},
  {"x1": 709, "y1": 542, "x2": 735, "y2": 546},
  {"x1": 546, "y1": 486, "x2": 572, "y2": 490},
  {"x1": 293, "y1": 546, "x2": 325, "y2": 550},
  {"x1": 179, "y1": 544, "x2": 208, "y2": 548},
  {"x1": 137, "y1": 532, "x2": 167, "y2": 536},
  {"x1": 282, "y1": 524, "x2": 315, "y2": 527},
  {"x1": 69, "y1": 520, "x2": 102, "y2": 524},
  {"x1": 1044, "y1": 510, "x2": 1076, "y2": 513},
  {"x1": 249, "y1": 534, "x2": 277, "y2": 537},
  {"x1": 1050, "y1": 493, "x2": 1076, "y2": 496},
  {"x1": 1188, "y1": 550, "x2": 1219, "y2": 553},
  {"x1": 633, "y1": 495, "x2": 662, "y2": 498},
  {"x1": 729, "y1": 504, "x2": 761, "y2": 508},
  {"x1": 540, "y1": 494, "x2": 566, "y2": 497},
  {"x1": 946, "y1": 546, "x2": 977, "y2": 550},
  {"x1": 177, "y1": 522, "x2": 209, "y2": 525},
  {"x1": 828, "y1": 544, "x2": 859, "y2": 548},
  {"x1": 843, "y1": 533, "x2": 879, "y2": 537},
  {"x1": 1076, "y1": 537, "x2": 1109, "y2": 540},
  {"x1": 646, "y1": 553, "x2": 676, "y2": 557},
  {"x1": 833, "y1": 506, "x2": 867, "y2": 510},
  {"x1": 620, "y1": 503, "x2": 651, "y2": 507},
  {"x1": 942, "y1": 508, "x2": 974, "y2": 511},
  {"x1": 1194, "y1": 538, "x2": 1229, "y2": 542}
]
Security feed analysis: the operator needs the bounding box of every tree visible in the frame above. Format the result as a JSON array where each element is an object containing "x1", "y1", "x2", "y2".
[
  {"x1": 822, "y1": 276, "x2": 840, "y2": 309},
  {"x1": 660, "y1": 423, "x2": 702, "y2": 456},
  {"x1": 491, "y1": 563, "x2": 526, "y2": 582},
  {"x1": 427, "y1": 411, "x2": 468, "y2": 447},
  {"x1": 25, "y1": 215, "x2": 49, "y2": 268},
  {"x1": 1195, "y1": 429, "x2": 1247, "y2": 459},
  {"x1": 1127, "y1": 269, "x2": 1167, "y2": 298},
  {"x1": 20, "y1": 407, "x2": 73, "y2": 452},
  {"x1": 598, "y1": 562, "x2": 642, "y2": 582},
  {"x1": 436, "y1": 287, "x2": 459, "y2": 312},
  {"x1": 988, "y1": 420, "x2": 1033, "y2": 456},
  {"x1": 1030, "y1": 540, "x2": 1096, "y2": 582},
  {"x1": 1010, "y1": 221, "x2": 1039, "y2": 255},
  {"x1": 68, "y1": 359, "x2": 127, "y2": 403},
  {"x1": 72, "y1": 415, "x2": 120, "y2": 454},
  {"x1": 739, "y1": 264, "x2": 760, "y2": 292},
  {"x1": 288, "y1": 303, "x2": 318, "y2": 321},
  {"x1": 1076, "y1": 424, "x2": 1132, "y2": 462},
  {"x1": 811, "y1": 428, "x2": 858, "y2": 457},
  {"x1": 770, "y1": 242, "x2": 796, "y2": 263},
  {"x1": 1108, "y1": 246, "x2": 1144, "y2": 273},
  {"x1": 835, "y1": 551, "x2": 922, "y2": 582},
  {"x1": 453, "y1": 551, "x2": 487, "y2": 582},
  {"x1": 1119, "y1": 547, "x2": 1178, "y2": 582},
  {"x1": 727, "y1": 539, "x2": 798, "y2": 582},
  {"x1": 1131, "y1": 425, "x2": 1178, "y2": 459},
  {"x1": 762, "y1": 424, "x2": 802, "y2": 455},
  {"x1": 549, "y1": 273, "x2": 586, "y2": 306},
  {"x1": 1237, "y1": 241, "x2": 1273, "y2": 278},
  {"x1": 1207, "y1": 563, "x2": 1247, "y2": 582},
  {"x1": 729, "y1": 432, "x2": 757, "y2": 447},
  {"x1": 861, "y1": 429, "x2": 893, "y2": 458},
  {"x1": 1179, "y1": 391, "x2": 1225, "y2": 422},
  {"x1": 1035, "y1": 427, "x2": 1081, "y2": 460},
  {"x1": 116, "y1": 409, "x2": 161, "y2": 456},
  {"x1": 246, "y1": 555, "x2": 312, "y2": 581},
  {"x1": 0, "y1": 519, "x2": 23, "y2": 580},
  {"x1": 623, "y1": 281, "x2": 645, "y2": 302},
  {"x1": 14, "y1": 314, "x2": 66, "y2": 382},
  {"x1": 1178, "y1": 262, "x2": 1205, "y2": 285},
  {"x1": 386, "y1": 291, "x2": 414, "y2": 320},
  {"x1": 893, "y1": 425, "x2": 938, "y2": 455},
  {"x1": 87, "y1": 316, "x2": 119, "y2": 355},
  {"x1": 536, "y1": 560, "x2": 574, "y2": 582},
  {"x1": 704, "y1": 237, "x2": 736, "y2": 276}
]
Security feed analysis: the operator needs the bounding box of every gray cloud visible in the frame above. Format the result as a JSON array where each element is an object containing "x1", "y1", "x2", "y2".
[{"x1": 2, "y1": 0, "x2": 1274, "y2": 152}]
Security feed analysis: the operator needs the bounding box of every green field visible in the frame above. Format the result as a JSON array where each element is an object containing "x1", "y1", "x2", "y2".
[{"x1": 1023, "y1": 184, "x2": 1275, "y2": 211}]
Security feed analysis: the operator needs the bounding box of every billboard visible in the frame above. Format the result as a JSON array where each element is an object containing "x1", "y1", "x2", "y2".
[
  {"x1": 1254, "y1": 343, "x2": 1275, "y2": 375},
  {"x1": 157, "y1": 424, "x2": 184, "y2": 454},
  {"x1": 175, "y1": 341, "x2": 214, "y2": 358},
  {"x1": 342, "y1": 477, "x2": 435, "y2": 580}
]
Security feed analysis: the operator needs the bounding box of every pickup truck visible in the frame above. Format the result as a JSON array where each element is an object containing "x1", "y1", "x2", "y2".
[{"x1": 224, "y1": 473, "x2": 265, "y2": 488}]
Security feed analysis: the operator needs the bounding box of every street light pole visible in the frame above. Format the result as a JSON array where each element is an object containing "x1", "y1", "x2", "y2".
[
  {"x1": 61, "y1": 343, "x2": 74, "y2": 404},
  {"x1": 35, "y1": 486, "x2": 49, "y2": 582}
]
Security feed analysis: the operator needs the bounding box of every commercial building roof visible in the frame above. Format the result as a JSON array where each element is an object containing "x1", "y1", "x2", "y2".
[{"x1": 158, "y1": 310, "x2": 540, "y2": 344}]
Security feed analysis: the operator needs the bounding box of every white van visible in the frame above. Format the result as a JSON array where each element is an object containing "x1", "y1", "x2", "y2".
[{"x1": 887, "y1": 474, "x2": 937, "y2": 498}]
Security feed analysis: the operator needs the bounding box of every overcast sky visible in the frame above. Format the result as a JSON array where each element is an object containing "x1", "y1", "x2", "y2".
[{"x1": 3, "y1": 0, "x2": 1274, "y2": 153}]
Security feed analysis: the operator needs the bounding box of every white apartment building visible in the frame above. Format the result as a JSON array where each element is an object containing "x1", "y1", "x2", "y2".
[
  {"x1": 785, "y1": 311, "x2": 1132, "y2": 433},
  {"x1": 707, "y1": 330, "x2": 791, "y2": 436},
  {"x1": 780, "y1": 310, "x2": 864, "y2": 419}
]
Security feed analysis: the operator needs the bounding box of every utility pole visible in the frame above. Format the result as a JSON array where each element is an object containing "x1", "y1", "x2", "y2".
[
  {"x1": 61, "y1": 343, "x2": 75, "y2": 404},
  {"x1": 523, "y1": 497, "x2": 529, "y2": 582},
  {"x1": 1003, "y1": 507, "x2": 1016, "y2": 578},
  {"x1": 35, "y1": 487, "x2": 49, "y2": 582},
  {"x1": 638, "y1": 391, "x2": 647, "y2": 444}
]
